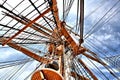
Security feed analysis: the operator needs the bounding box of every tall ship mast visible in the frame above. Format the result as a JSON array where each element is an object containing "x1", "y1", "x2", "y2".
[{"x1": 0, "y1": 0, "x2": 120, "y2": 80}]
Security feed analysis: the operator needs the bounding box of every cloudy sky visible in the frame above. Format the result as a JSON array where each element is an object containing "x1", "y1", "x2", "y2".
[{"x1": 0, "y1": 0, "x2": 120, "y2": 80}]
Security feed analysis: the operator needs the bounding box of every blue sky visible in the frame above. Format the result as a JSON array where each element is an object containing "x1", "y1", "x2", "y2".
[{"x1": 0, "y1": 0, "x2": 120, "y2": 80}]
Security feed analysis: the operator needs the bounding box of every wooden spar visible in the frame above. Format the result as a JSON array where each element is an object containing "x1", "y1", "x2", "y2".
[
  {"x1": 78, "y1": 59, "x2": 98, "y2": 80},
  {"x1": 21, "y1": 16, "x2": 53, "y2": 33},
  {"x1": 70, "y1": 72, "x2": 78, "y2": 79},
  {"x1": 82, "y1": 52, "x2": 106, "y2": 65},
  {"x1": 0, "y1": 38, "x2": 52, "y2": 64},
  {"x1": 4, "y1": 12, "x2": 53, "y2": 38},
  {"x1": 49, "y1": 0, "x2": 106, "y2": 68},
  {"x1": 61, "y1": 22, "x2": 79, "y2": 54},
  {"x1": 40, "y1": 16, "x2": 82, "y2": 42},
  {"x1": 2, "y1": 8, "x2": 51, "y2": 46},
  {"x1": 39, "y1": 16, "x2": 82, "y2": 40},
  {"x1": 41, "y1": 16, "x2": 83, "y2": 40},
  {"x1": 86, "y1": 49, "x2": 106, "y2": 65},
  {"x1": 61, "y1": 22, "x2": 88, "y2": 55},
  {"x1": 51, "y1": 0, "x2": 79, "y2": 54},
  {"x1": 51, "y1": 0, "x2": 61, "y2": 28},
  {"x1": 0, "y1": 24, "x2": 47, "y2": 38},
  {"x1": 51, "y1": 0, "x2": 86, "y2": 55},
  {"x1": 86, "y1": 48, "x2": 97, "y2": 56}
]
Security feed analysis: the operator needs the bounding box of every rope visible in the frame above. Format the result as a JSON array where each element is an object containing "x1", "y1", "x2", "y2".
[{"x1": 84, "y1": 0, "x2": 120, "y2": 39}]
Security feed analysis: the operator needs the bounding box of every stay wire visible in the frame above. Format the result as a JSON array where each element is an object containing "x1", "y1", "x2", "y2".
[
  {"x1": 13, "y1": 61, "x2": 34, "y2": 80},
  {"x1": 2, "y1": 0, "x2": 38, "y2": 25},
  {"x1": 2, "y1": 0, "x2": 7, "y2": 5},
  {"x1": 8, "y1": 64, "x2": 26, "y2": 80},
  {"x1": 2, "y1": 65, "x2": 20, "y2": 79},
  {"x1": 24, "y1": 63, "x2": 42, "y2": 80},
  {"x1": 1, "y1": 0, "x2": 46, "y2": 38},
  {"x1": 2, "y1": 0, "x2": 19, "y2": 13},
  {"x1": 2, "y1": 11, "x2": 50, "y2": 44},
  {"x1": 86, "y1": 39, "x2": 113, "y2": 57},
  {"x1": 85, "y1": 4, "x2": 120, "y2": 40},
  {"x1": 7, "y1": 64, "x2": 26, "y2": 80},
  {"x1": 0, "y1": 58, "x2": 31, "y2": 64},
  {"x1": 17, "y1": 30, "x2": 40, "y2": 44},
  {"x1": 29, "y1": 0, "x2": 54, "y2": 31},
  {"x1": 63, "y1": 0, "x2": 71, "y2": 20},
  {"x1": 0, "y1": 66, "x2": 16, "y2": 79},
  {"x1": 0, "y1": 0, "x2": 39, "y2": 37},
  {"x1": 76, "y1": 58, "x2": 91, "y2": 79},
  {"x1": 3, "y1": 64, "x2": 24, "y2": 80},
  {"x1": 63, "y1": 0, "x2": 65, "y2": 21},
  {"x1": 21, "y1": 44, "x2": 46, "y2": 55},
  {"x1": 75, "y1": 59, "x2": 89, "y2": 80},
  {"x1": 75, "y1": 0, "x2": 80, "y2": 34},
  {"x1": 73, "y1": 61, "x2": 83, "y2": 79},
  {"x1": 20, "y1": 15, "x2": 54, "y2": 41},
  {"x1": 84, "y1": 0, "x2": 120, "y2": 39},
  {"x1": 0, "y1": 59, "x2": 33, "y2": 69},
  {"x1": 64, "y1": 0, "x2": 70, "y2": 18},
  {"x1": 85, "y1": 40, "x2": 120, "y2": 79},
  {"x1": 64, "y1": 0, "x2": 74, "y2": 21},
  {"x1": 0, "y1": 0, "x2": 25, "y2": 37},
  {"x1": 85, "y1": 39, "x2": 119, "y2": 68},
  {"x1": 87, "y1": 58, "x2": 109, "y2": 80},
  {"x1": 85, "y1": 0, "x2": 107, "y2": 19},
  {"x1": 0, "y1": 0, "x2": 24, "y2": 22}
]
